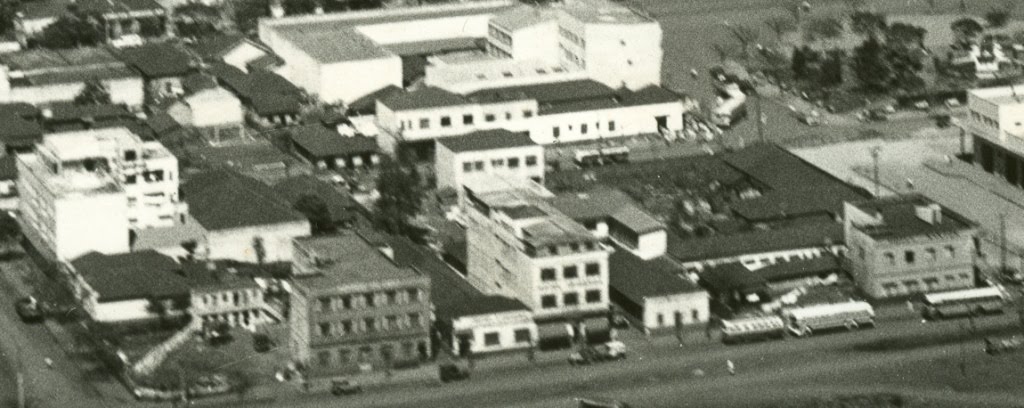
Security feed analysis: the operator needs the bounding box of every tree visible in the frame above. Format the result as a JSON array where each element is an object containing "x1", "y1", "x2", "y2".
[
  {"x1": 842, "y1": 0, "x2": 866, "y2": 11},
  {"x1": 252, "y1": 236, "x2": 266, "y2": 265},
  {"x1": 1014, "y1": 30, "x2": 1024, "y2": 46},
  {"x1": 764, "y1": 15, "x2": 797, "y2": 41},
  {"x1": 803, "y1": 17, "x2": 844, "y2": 45},
  {"x1": 849, "y1": 11, "x2": 887, "y2": 38},
  {"x1": 373, "y1": 156, "x2": 424, "y2": 236},
  {"x1": 950, "y1": 18, "x2": 983, "y2": 43},
  {"x1": 818, "y1": 49, "x2": 844, "y2": 86},
  {"x1": 0, "y1": 0, "x2": 20, "y2": 35},
  {"x1": 724, "y1": 23, "x2": 759, "y2": 58},
  {"x1": 853, "y1": 36, "x2": 893, "y2": 93},
  {"x1": 284, "y1": 0, "x2": 319, "y2": 15},
  {"x1": 985, "y1": 8, "x2": 1011, "y2": 28},
  {"x1": 293, "y1": 194, "x2": 335, "y2": 235},
  {"x1": 885, "y1": 22, "x2": 927, "y2": 49},
  {"x1": 233, "y1": 0, "x2": 270, "y2": 34},
  {"x1": 36, "y1": 9, "x2": 104, "y2": 49},
  {"x1": 74, "y1": 80, "x2": 112, "y2": 105},
  {"x1": 791, "y1": 46, "x2": 809, "y2": 78}
]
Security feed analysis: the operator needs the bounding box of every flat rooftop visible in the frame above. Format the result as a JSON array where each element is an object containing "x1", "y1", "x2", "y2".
[
  {"x1": 849, "y1": 194, "x2": 977, "y2": 240},
  {"x1": 466, "y1": 176, "x2": 595, "y2": 248},
  {"x1": 437, "y1": 129, "x2": 537, "y2": 152},
  {"x1": 552, "y1": 0, "x2": 653, "y2": 24},
  {"x1": 969, "y1": 84, "x2": 1024, "y2": 106},
  {"x1": 292, "y1": 234, "x2": 423, "y2": 290},
  {"x1": 41, "y1": 128, "x2": 162, "y2": 162}
]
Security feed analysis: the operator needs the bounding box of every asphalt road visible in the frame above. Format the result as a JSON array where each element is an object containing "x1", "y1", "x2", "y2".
[{"x1": 199, "y1": 311, "x2": 1024, "y2": 408}]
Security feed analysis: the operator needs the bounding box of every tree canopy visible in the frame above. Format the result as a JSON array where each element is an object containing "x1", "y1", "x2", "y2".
[
  {"x1": 373, "y1": 156, "x2": 425, "y2": 236},
  {"x1": 984, "y1": 8, "x2": 1011, "y2": 28},
  {"x1": 293, "y1": 194, "x2": 335, "y2": 235},
  {"x1": 849, "y1": 11, "x2": 887, "y2": 38},
  {"x1": 36, "y1": 9, "x2": 104, "y2": 49},
  {"x1": 885, "y1": 22, "x2": 927, "y2": 49},
  {"x1": 853, "y1": 36, "x2": 893, "y2": 93},
  {"x1": 950, "y1": 18, "x2": 983, "y2": 42},
  {"x1": 74, "y1": 80, "x2": 112, "y2": 105},
  {"x1": 803, "y1": 17, "x2": 844, "y2": 44},
  {"x1": 0, "y1": 0, "x2": 20, "y2": 35},
  {"x1": 765, "y1": 15, "x2": 797, "y2": 41}
]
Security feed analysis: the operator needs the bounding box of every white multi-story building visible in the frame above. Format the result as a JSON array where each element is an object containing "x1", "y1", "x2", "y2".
[
  {"x1": 17, "y1": 128, "x2": 187, "y2": 260},
  {"x1": 434, "y1": 129, "x2": 544, "y2": 191},
  {"x1": 965, "y1": 84, "x2": 1024, "y2": 187},
  {"x1": 461, "y1": 175, "x2": 610, "y2": 346}
]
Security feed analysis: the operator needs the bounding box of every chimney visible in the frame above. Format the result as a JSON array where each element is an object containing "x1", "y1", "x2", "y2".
[
  {"x1": 915, "y1": 203, "x2": 942, "y2": 225},
  {"x1": 269, "y1": 0, "x2": 285, "y2": 18}
]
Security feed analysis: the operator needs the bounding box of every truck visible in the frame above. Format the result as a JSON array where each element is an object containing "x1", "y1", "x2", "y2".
[
  {"x1": 782, "y1": 301, "x2": 875, "y2": 337},
  {"x1": 720, "y1": 315, "x2": 786, "y2": 344},
  {"x1": 920, "y1": 286, "x2": 1007, "y2": 320}
]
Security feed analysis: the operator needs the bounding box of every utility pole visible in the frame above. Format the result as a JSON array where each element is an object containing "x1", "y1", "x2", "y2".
[
  {"x1": 1001, "y1": 212, "x2": 1007, "y2": 275},
  {"x1": 756, "y1": 92, "x2": 766, "y2": 145},
  {"x1": 16, "y1": 341, "x2": 24, "y2": 408},
  {"x1": 869, "y1": 146, "x2": 882, "y2": 197}
]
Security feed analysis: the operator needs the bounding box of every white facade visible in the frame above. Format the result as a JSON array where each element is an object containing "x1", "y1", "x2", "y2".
[
  {"x1": 222, "y1": 41, "x2": 274, "y2": 73},
  {"x1": 629, "y1": 230, "x2": 667, "y2": 261},
  {"x1": 641, "y1": 291, "x2": 710, "y2": 331},
  {"x1": 966, "y1": 85, "x2": 1024, "y2": 157},
  {"x1": 86, "y1": 298, "x2": 157, "y2": 322},
  {"x1": 205, "y1": 221, "x2": 310, "y2": 263},
  {"x1": 424, "y1": 57, "x2": 585, "y2": 94},
  {"x1": 192, "y1": 286, "x2": 271, "y2": 329},
  {"x1": 435, "y1": 141, "x2": 544, "y2": 190},
  {"x1": 462, "y1": 176, "x2": 610, "y2": 320},
  {"x1": 0, "y1": 67, "x2": 144, "y2": 107},
  {"x1": 17, "y1": 128, "x2": 187, "y2": 260},
  {"x1": 451, "y1": 310, "x2": 537, "y2": 354},
  {"x1": 167, "y1": 87, "x2": 244, "y2": 128}
]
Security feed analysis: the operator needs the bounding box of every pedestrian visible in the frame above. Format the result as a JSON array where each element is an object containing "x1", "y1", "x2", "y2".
[
  {"x1": 726, "y1": 359, "x2": 735, "y2": 376},
  {"x1": 44, "y1": 357, "x2": 53, "y2": 369},
  {"x1": 690, "y1": 68, "x2": 699, "y2": 78}
]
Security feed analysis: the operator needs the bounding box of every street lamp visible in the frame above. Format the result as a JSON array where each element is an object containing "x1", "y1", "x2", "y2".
[{"x1": 869, "y1": 146, "x2": 882, "y2": 197}]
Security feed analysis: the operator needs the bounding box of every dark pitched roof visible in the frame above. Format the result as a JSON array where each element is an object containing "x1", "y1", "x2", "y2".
[
  {"x1": 182, "y1": 169, "x2": 308, "y2": 230},
  {"x1": 437, "y1": 129, "x2": 537, "y2": 152},
  {"x1": 290, "y1": 124, "x2": 378, "y2": 157},
  {"x1": 699, "y1": 262, "x2": 767, "y2": 293},
  {"x1": 191, "y1": 34, "x2": 248, "y2": 60},
  {"x1": 0, "y1": 114, "x2": 43, "y2": 146},
  {"x1": 118, "y1": 42, "x2": 196, "y2": 78},
  {"x1": 207, "y1": 63, "x2": 303, "y2": 115},
  {"x1": 849, "y1": 194, "x2": 976, "y2": 240},
  {"x1": 20, "y1": 0, "x2": 164, "y2": 20},
  {"x1": 72, "y1": 251, "x2": 187, "y2": 302},
  {"x1": 0, "y1": 103, "x2": 39, "y2": 118},
  {"x1": 246, "y1": 54, "x2": 283, "y2": 71},
  {"x1": 181, "y1": 73, "x2": 219, "y2": 94},
  {"x1": 467, "y1": 79, "x2": 615, "y2": 105},
  {"x1": 250, "y1": 93, "x2": 304, "y2": 116},
  {"x1": 380, "y1": 86, "x2": 467, "y2": 111},
  {"x1": 178, "y1": 262, "x2": 261, "y2": 292},
  {"x1": 609, "y1": 250, "x2": 703, "y2": 303},
  {"x1": 347, "y1": 85, "x2": 403, "y2": 116},
  {"x1": 757, "y1": 254, "x2": 840, "y2": 282},
  {"x1": 145, "y1": 111, "x2": 181, "y2": 136},
  {"x1": 273, "y1": 175, "x2": 358, "y2": 223},
  {"x1": 549, "y1": 189, "x2": 664, "y2": 235},
  {"x1": 667, "y1": 221, "x2": 843, "y2": 263},
  {"x1": 45, "y1": 103, "x2": 133, "y2": 122},
  {"x1": 0, "y1": 156, "x2": 18, "y2": 181},
  {"x1": 389, "y1": 236, "x2": 528, "y2": 321}
]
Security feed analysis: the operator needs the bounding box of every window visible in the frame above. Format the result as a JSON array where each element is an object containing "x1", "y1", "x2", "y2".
[
  {"x1": 408, "y1": 313, "x2": 421, "y2": 327},
  {"x1": 945, "y1": 275, "x2": 958, "y2": 282},
  {"x1": 523, "y1": 110, "x2": 534, "y2": 118},
  {"x1": 124, "y1": 150, "x2": 137, "y2": 161},
  {"x1": 926, "y1": 248, "x2": 937, "y2": 260},
  {"x1": 563, "y1": 292, "x2": 579, "y2": 306},
  {"x1": 884, "y1": 252, "x2": 895, "y2": 265},
  {"x1": 541, "y1": 295, "x2": 557, "y2": 308},
  {"x1": 484, "y1": 332, "x2": 500, "y2": 346},
  {"x1": 553, "y1": 127, "x2": 561, "y2": 138},
  {"x1": 563, "y1": 265, "x2": 578, "y2": 279},
  {"x1": 319, "y1": 323, "x2": 331, "y2": 337},
  {"x1": 407, "y1": 289, "x2": 420, "y2": 302},
  {"x1": 508, "y1": 157, "x2": 520, "y2": 168},
  {"x1": 386, "y1": 291, "x2": 398, "y2": 304},
  {"x1": 364, "y1": 294, "x2": 375, "y2": 307},
  {"x1": 125, "y1": 174, "x2": 137, "y2": 184},
  {"x1": 502, "y1": 71, "x2": 513, "y2": 78},
  {"x1": 463, "y1": 162, "x2": 473, "y2": 172},
  {"x1": 491, "y1": 158, "x2": 504, "y2": 167},
  {"x1": 505, "y1": 112, "x2": 512, "y2": 120},
  {"x1": 904, "y1": 250, "x2": 915, "y2": 264},
  {"x1": 514, "y1": 329, "x2": 531, "y2": 343},
  {"x1": 585, "y1": 289, "x2": 601, "y2": 303},
  {"x1": 584, "y1": 242, "x2": 596, "y2": 251},
  {"x1": 474, "y1": 161, "x2": 484, "y2": 171},
  {"x1": 541, "y1": 268, "x2": 556, "y2": 281},
  {"x1": 463, "y1": 114, "x2": 474, "y2": 125},
  {"x1": 585, "y1": 263, "x2": 600, "y2": 277},
  {"x1": 341, "y1": 320, "x2": 352, "y2": 334},
  {"x1": 608, "y1": 121, "x2": 616, "y2": 131},
  {"x1": 485, "y1": 113, "x2": 496, "y2": 122},
  {"x1": 319, "y1": 297, "x2": 332, "y2": 312},
  {"x1": 341, "y1": 296, "x2": 351, "y2": 309},
  {"x1": 440, "y1": 116, "x2": 452, "y2": 127},
  {"x1": 691, "y1": 309, "x2": 700, "y2": 321},
  {"x1": 419, "y1": 118, "x2": 430, "y2": 129},
  {"x1": 386, "y1": 315, "x2": 399, "y2": 330},
  {"x1": 581, "y1": 124, "x2": 588, "y2": 134},
  {"x1": 317, "y1": 351, "x2": 331, "y2": 367},
  {"x1": 569, "y1": 243, "x2": 579, "y2": 252},
  {"x1": 364, "y1": 318, "x2": 376, "y2": 333},
  {"x1": 525, "y1": 155, "x2": 538, "y2": 166},
  {"x1": 946, "y1": 245, "x2": 956, "y2": 258},
  {"x1": 656, "y1": 314, "x2": 663, "y2": 326},
  {"x1": 337, "y1": 349, "x2": 351, "y2": 363},
  {"x1": 548, "y1": 246, "x2": 558, "y2": 255}
]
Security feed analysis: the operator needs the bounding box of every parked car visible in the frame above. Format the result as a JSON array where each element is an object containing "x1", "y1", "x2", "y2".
[
  {"x1": 865, "y1": 109, "x2": 889, "y2": 122},
  {"x1": 330, "y1": 378, "x2": 363, "y2": 396},
  {"x1": 253, "y1": 333, "x2": 275, "y2": 353},
  {"x1": 188, "y1": 374, "x2": 231, "y2": 397},
  {"x1": 15, "y1": 297, "x2": 43, "y2": 323},
  {"x1": 985, "y1": 335, "x2": 1024, "y2": 355},
  {"x1": 438, "y1": 362, "x2": 471, "y2": 383},
  {"x1": 577, "y1": 397, "x2": 634, "y2": 408},
  {"x1": 569, "y1": 341, "x2": 627, "y2": 365}
]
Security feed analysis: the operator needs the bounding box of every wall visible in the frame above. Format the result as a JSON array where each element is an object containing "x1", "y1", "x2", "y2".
[
  {"x1": 206, "y1": 220, "x2": 310, "y2": 263},
  {"x1": 511, "y1": 22, "x2": 560, "y2": 64},
  {"x1": 54, "y1": 192, "x2": 130, "y2": 260},
  {"x1": 583, "y1": 23, "x2": 662, "y2": 90},
  {"x1": 642, "y1": 291, "x2": 709, "y2": 330},
  {"x1": 630, "y1": 230, "x2": 667, "y2": 260},
  {"x1": 260, "y1": 30, "x2": 322, "y2": 99},
  {"x1": 189, "y1": 92, "x2": 244, "y2": 128},
  {"x1": 354, "y1": 14, "x2": 493, "y2": 44},
  {"x1": 223, "y1": 42, "x2": 270, "y2": 72},
  {"x1": 849, "y1": 228, "x2": 975, "y2": 298},
  {"x1": 319, "y1": 56, "x2": 402, "y2": 104},
  {"x1": 451, "y1": 310, "x2": 536, "y2": 354},
  {"x1": 526, "y1": 101, "x2": 684, "y2": 144},
  {"x1": 92, "y1": 298, "x2": 156, "y2": 322},
  {"x1": 379, "y1": 99, "x2": 537, "y2": 142},
  {"x1": 435, "y1": 143, "x2": 545, "y2": 190}
]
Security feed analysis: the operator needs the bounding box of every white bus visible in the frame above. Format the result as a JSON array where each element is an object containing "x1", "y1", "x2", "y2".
[
  {"x1": 920, "y1": 286, "x2": 1007, "y2": 320},
  {"x1": 720, "y1": 315, "x2": 786, "y2": 344},
  {"x1": 574, "y1": 146, "x2": 630, "y2": 167},
  {"x1": 782, "y1": 301, "x2": 875, "y2": 337}
]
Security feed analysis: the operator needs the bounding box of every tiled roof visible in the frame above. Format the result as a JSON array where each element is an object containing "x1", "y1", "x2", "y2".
[
  {"x1": 72, "y1": 251, "x2": 187, "y2": 302},
  {"x1": 609, "y1": 250, "x2": 703, "y2": 303},
  {"x1": 0, "y1": 115, "x2": 43, "y2": 146},
  {"x1": 181, "y1": 73, "x2": 219, "y2": 94},
  {"x1": 117, "y1": 42, "x2": 196, "y2": 78},
  {"x1": 182, "y1": 169, "x2": 307, "y2": 231},
  {"x1": 0, "y1": 156, "x2": 18, "y2": 181},
  {"x1": 666, "y1": 221, "x2": 844, "y2": 263},
  {"x1": 45, "y1": 103, "x2": 133, "y2": 122},
  {"x1": 0, "y1": 103, "x2": 39, "y2": 118},
  {"x1": 191, "y1": 34, "x2": 250, "y2": 59},
  {"x1": 346, "y1": 85, "x2": 402, "y2": 116},
  {"x1": 207, "y1": 63, "x2": 303, "y2": 115},
  {"x1": 437, "y1": 129, "x2": 537, "y2": 152},
  {"x1": 699, "y1": 262, "x2": 767, "y2": 293},
  {"x1": 290, "y1": 124, "x2": 378, "y2": 157},
  {"x1": 389, "y1": 236, "x2": 528, "y2": 321},
  {"x1": 278, "y1": 27, "x2": 393, "y2": 63},
  {"x1": 379, "y1": 86, "x2": 469, "y2": 111}
]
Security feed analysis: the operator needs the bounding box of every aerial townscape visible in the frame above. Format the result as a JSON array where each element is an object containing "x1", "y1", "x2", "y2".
[{"x1": 4, "y1": 0, "x2": 1024, "y2": 407}]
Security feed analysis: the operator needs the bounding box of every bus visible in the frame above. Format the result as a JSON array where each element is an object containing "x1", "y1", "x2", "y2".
[
  {"x1": 782, "y1": 301, "x2": 875, "y2": 337},
  {"x1": 709, "y1": 84, "x2": 747, "y2": 128},
  {"x1": 920, "y1": 286, "x2": 1008, "y2": 320},
  {"x1": 720, "y1": 315, "x2": 786, "y2": 344},
  {"x1": 574, "y1": 146, "x2": 630, "y2": 167}
]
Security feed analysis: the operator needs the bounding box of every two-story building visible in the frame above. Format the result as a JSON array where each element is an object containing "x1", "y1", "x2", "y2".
[
  {"x1": 434, "y1": 128, "x2": 544, "y2": 191},
  {"x1": 17, "y1": 128, "x2": 188, "y2": 260},
  {"x1": 461, "y1": 174, "x2": 610, "y2": 349},
  {"x1": 289, "y1": 234, "x2": 432, "y2": 375},
  {"x1": 182, "y1": 261, "x2": 272, "y2": 329},
  {"x1": 966, "y1": 84, "x2": 1024, "y2": 187},
  {"x1": 843, "y1": 195, "x2": 979, "y2": 299}
]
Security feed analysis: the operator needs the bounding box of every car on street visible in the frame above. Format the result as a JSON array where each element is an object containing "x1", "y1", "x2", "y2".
[
  {"x1": 985, "y1": 335, "x2": 1024, "y2": 355},
  {"x1": 438, "y1": 362, "x2": 471, "y2": 383},
  {"x1": 576, "y1": 397, "x2": 634, "y2": 408},
  {"x1": 569, "y1": 341, "x2": 627, "y2": 365},
  {"x1": 330, "y1": 378, "x2": 363, "y2": 396},
  {"x1": 15, "y1": 297, "x2": 43, "y2": 323}
]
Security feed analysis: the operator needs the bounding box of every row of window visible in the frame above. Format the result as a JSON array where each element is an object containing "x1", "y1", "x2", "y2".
[
  {"x1": 317, "y1": 289, "x2": 422, "y2": 312},
  {"x1": 552, "y1": 121, "x2": 616, "y2": 139},
  {"x1": 488, "y1": 25, "x2": 512, "y2": 46},
  {"x1": 880, "y1": 273, "x2": 971, "y2": 294},
  {"x1": 867, "y1": 245, "x2": 958, "y2": 266},
  {"x1": 540, "y1": 263, "x2": 601, "y2": 282},
  {"x1": 461, "y1": 155, "x2": 538, "y2": 173},
  {"x1": 402, "y1": 110, "x2": 535, "y2": 131},
  {"x1": 198, "y1": 289, "x2": 259, "y2": 308},
  {"x1": 559, "y1": 44, "x2": 585, "y2": 69},
  {"x1": 540, "y1": 290, "x2": 603, "y2": 309},
  {"x1": 654, "y1": 309, "x2": 703, "y2": 327},
  {"x1": 558, "y1": 27, "x2": 585, "y2": 48},
  {"x1": 525, "y1": 241, "x2": 600, "y2": 258},
  {"x1": 970, "y1": 110, "x2": 999, "y2": 129},
  {"x1": 316, "y1": 340, "x2": 428, "y2": 367},
  {"x1": 482, "y1": 328, "x2": 532, "y2": 347},
  {"x1": 317, "y1": 313, "x2": 423, "y2": 338},
  {"x1": 486, "y1": 44, "x2": 513, "y2": 59},
  {"x1": 124, "y1": 169, "x2": 171, "y2": 185}
]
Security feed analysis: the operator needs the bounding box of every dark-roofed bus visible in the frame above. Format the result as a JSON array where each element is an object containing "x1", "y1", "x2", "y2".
[
  {"x1": 919, "y1": 286, "x2": 1008, "y2": 320},
  {"x1": 720, "y1": 315, "x2": 786, "y2": 344},
  {"x1": 783, "y1": 301, "x2": 875, "y2": 337}
]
